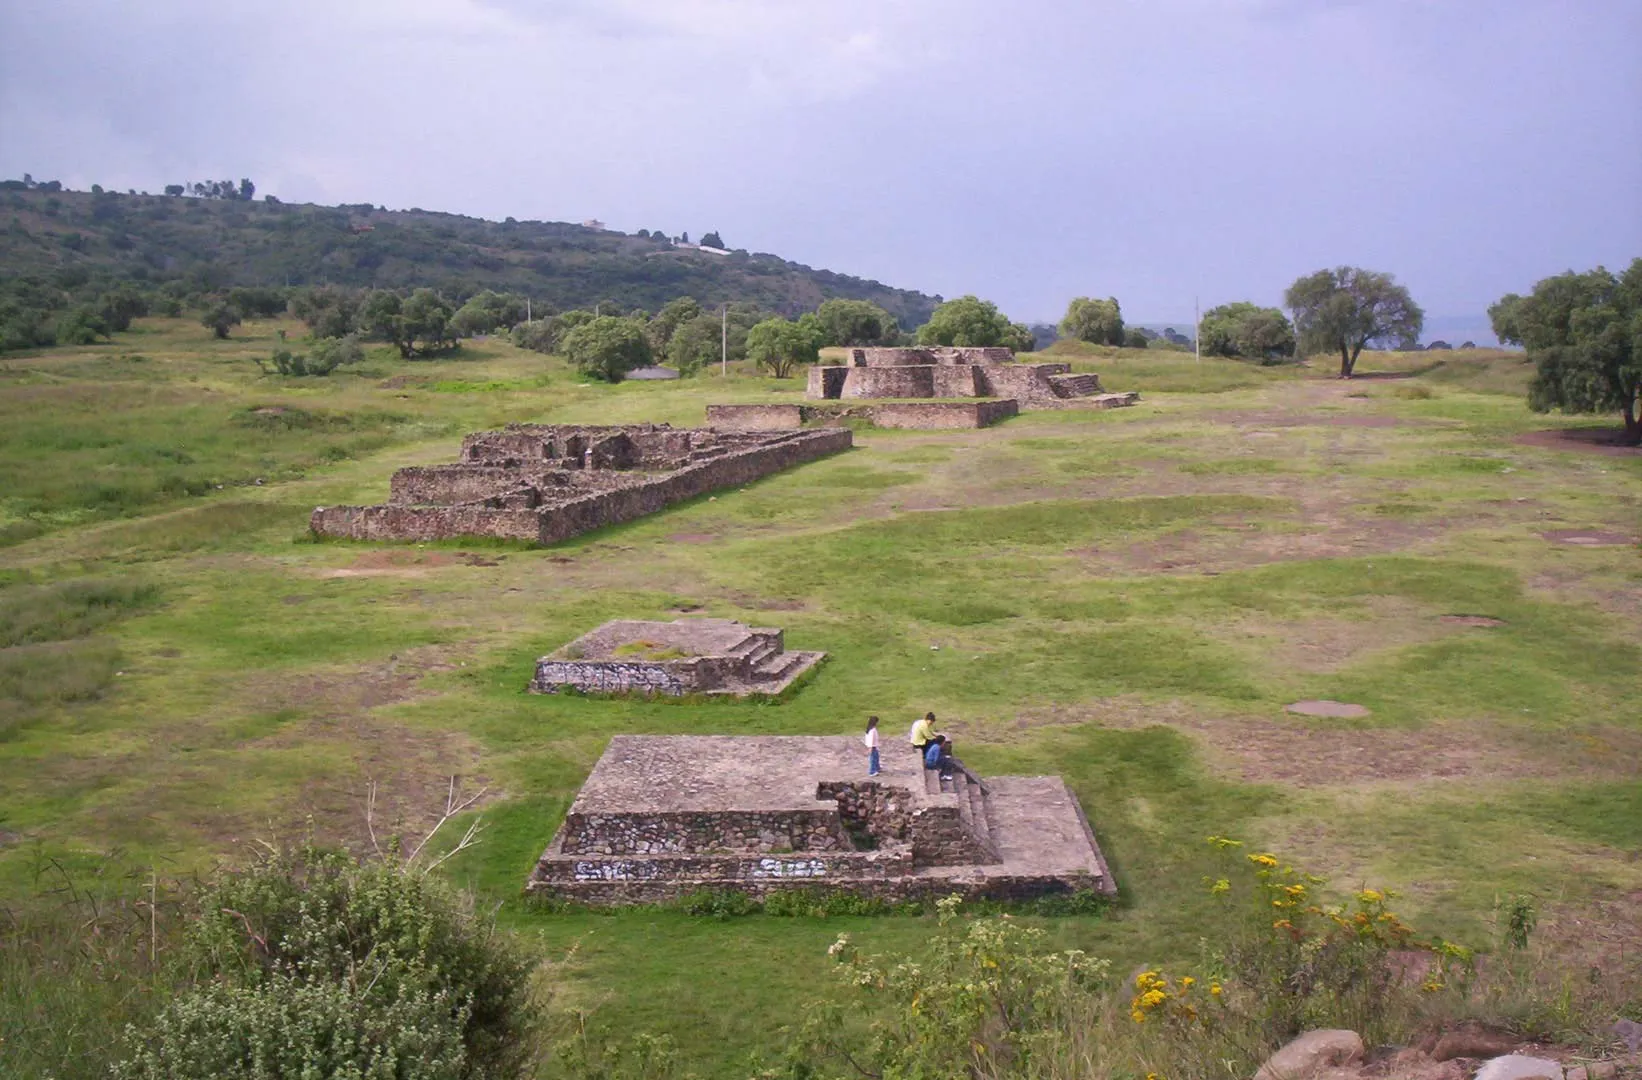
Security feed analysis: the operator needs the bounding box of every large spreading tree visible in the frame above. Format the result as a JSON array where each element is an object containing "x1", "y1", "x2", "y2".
[
  {"x1": 745, "y1": 316, "x2": 821, "y2": 378},
  {"x1": 916, "y1": 295, "x2": 1032, "y2": 352},
  {"x1": 1059, "y1": 296, "x2": 1125, "y2": 346},
  {"x1": 1285, "y1": 267, "x2": 1423, "y2": 378},
  {"x1": 561, "y1": 315, "x2": 652, "y2": 382},
  {"x1": 813, "y1": 298, "x2": 897, "y2": 347},
  {"x1": 1198, "y1": 302, "x2": 1296, "y2": 363},
  {"x1": 1495, "y1": 259, "x2": 1641, "y2": 444}
]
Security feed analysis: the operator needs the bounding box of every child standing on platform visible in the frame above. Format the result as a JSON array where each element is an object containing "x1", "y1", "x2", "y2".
[{"x1": 864, "y1": 716, "x2": 881, "y2": 776}]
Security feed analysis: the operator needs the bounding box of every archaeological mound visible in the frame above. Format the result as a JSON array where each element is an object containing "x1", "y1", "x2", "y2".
[
  {"x1": 310, "y1": 423, "x2": 850, "y2": 546},
  {"x1": 532, "y1": 619, "x2": 823, "y2": 697},
  {"x1": 528, "y1": 735, "x2": 1115, "y2": 904}
]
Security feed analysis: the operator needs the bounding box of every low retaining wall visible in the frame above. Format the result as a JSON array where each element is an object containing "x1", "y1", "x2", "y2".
[
  {"x1": 559, "y1": 809, "x2": 849, "y2": 855},
  {"x1": 527, "y1": 869, "x2": 1106, "y2": 905},
  {"x1": 707, "y1": 401, "x2": 1016, "y2": 431}
]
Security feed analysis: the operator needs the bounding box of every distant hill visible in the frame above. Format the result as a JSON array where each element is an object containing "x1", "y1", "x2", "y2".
[{"x1": 0, "y1": 185, "x2": 941, "y2": 327}]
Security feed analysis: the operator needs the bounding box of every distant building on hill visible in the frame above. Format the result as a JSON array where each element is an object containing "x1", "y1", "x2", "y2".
[{"x1": 580, "y1": 218, "x2": 607, "y2": 231}]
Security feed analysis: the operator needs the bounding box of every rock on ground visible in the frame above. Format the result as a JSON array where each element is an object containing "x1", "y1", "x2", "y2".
[
  {"x1": 1471, "y1": 1055, "x2": 1565, "y2": 1080},
  {"x1": 1253, "y1": 1029, "x2": 1366, "y2": 1080}
]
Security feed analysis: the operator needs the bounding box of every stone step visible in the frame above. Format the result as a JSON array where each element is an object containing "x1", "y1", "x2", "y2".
[
  {"x1": 1089, "y1": 391, "x2": 1141, "y2": 409},
  {"x1": 1048, "y1": 372, "x2": 1103, "y2": 398},
  {"x1": 752, "y1": 651, "x2": 802, "y2": 680},
  {"x1": 922, "y1": 761, "x2": 941, "y2": 796}
]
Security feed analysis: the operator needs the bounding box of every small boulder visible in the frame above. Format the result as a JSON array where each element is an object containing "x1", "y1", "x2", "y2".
[
  {"x1": 1431, "y1": 1024, "x2": 1522, "y2": 1061},
  {"x1": 1472, "y1": 1055, "x2": 1564, "y2": 1080},
  {"x1": 1253, "y1": 1029, "x2": 1365, "y2": 1080}
]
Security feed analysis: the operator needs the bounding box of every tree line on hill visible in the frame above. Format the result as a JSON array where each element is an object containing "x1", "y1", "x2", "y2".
[{"x1": 0, "y1": 179, "x2": 938, "y2": 351}]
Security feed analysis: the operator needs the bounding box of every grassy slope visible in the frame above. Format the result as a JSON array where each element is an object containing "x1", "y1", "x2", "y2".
[
  {"x1": 1, "y1": 325, "x2": 1638, "y2": 1074},
  {"x1": 0, "y1": 187, "x2": 940, "y2": 325}
]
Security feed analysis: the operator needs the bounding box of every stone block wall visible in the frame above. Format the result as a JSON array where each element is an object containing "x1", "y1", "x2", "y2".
[
  {"x1": 868, "y1": 401, "x2": 1018, "y2": 429},
  {"x1": 909, "y1": 805, "x2": 992, "y2": 866},
  {"x1": 310, "y1": 504, "x2": 545, "y2": 543},
  {"x1": 807, "y1": 366, "x2": 848, "y2": 398},
  {"x1": 390, "y1": 465, "x2": 544, "y2": 506},
  {"x1": 816, "y1": 781, "x2": 915, "y2": 844},
  {"x1": 559, "y1": 810, "x2": 849, "y2": 855},
  {"x1": 533, "y1": 660, "x2": 689, "y2": 696},
  {"x1": 706, "y1": 404, "x2": 805, "y2": 430},
  {"x1": 840, "y1": 366, "x2": 936, "y2": 399},
  {"x1": 531, "y1": 847, "x2": 914, "y2": 890},
  {"x1": 843, "y1": 347, "x2": 1016, "y2": 367}
]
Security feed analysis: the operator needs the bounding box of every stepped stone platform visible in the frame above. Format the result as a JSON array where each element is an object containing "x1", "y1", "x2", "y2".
[
  {"x1": 531, "y1": 619, "x2": 824, "y2": 697},
  {"x1": 527, "y1": 735, "x2": 1115, "y2": 905},
  {"x1": 309, "y1": 423, "x2": 850, "y2": 546},
  {"x1": 803, "y1": 346, "x2": 1139, "y2": 411}
]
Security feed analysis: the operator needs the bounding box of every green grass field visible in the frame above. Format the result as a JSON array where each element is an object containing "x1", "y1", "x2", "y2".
[{"x1": 2, "y1": 319, "x2": 1638, "y2": 1075}]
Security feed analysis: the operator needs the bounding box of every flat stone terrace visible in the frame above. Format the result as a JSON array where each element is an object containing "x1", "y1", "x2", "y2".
[
  {"x1": 805, "y1": 348, "x2": 1137, "y2": 410},
  {"x1": 530, "y1": 619, "x2": 824, "y2": 697},
  {"x1": 310, "y1": 424, "x2": 850, "y2": 546},
  {"x1": 527, "y1": 735, "x2": 1114, "y2": 904}
]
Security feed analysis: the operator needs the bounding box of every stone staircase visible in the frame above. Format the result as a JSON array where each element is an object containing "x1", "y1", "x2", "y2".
[
  {"x1": 1047, "y1": 372, "x2": 1103, "y2": 398},
  {"x1": 921, "y1": 759, "x2": 998, "y2": 862}
]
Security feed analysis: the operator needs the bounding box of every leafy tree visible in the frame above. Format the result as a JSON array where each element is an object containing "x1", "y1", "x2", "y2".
[
  {"x1": 1199, "y1": 302, "x2": 1297, "y2": 363},
  {"x1": 1059, "y1": 296, "x2": 1125, "y2": 345},
  {"x1": 813, "y1": 298, "x2": 896, "y2": 346},
  {"x1": 164, "y1": 184, "x2": 184, "y2": 197},
  {"x1": 57, "y1": 305, "x2": 111, "y2": 345},
  {"x1": 1285, "y1": 266, "x2": 1423, "y2": 377},
  {"x1": 451, "y1": 290, "x2": 527, "y2": 336},
  {"x1": 1003, "y1": 320, "x2": 1035, "y2": 353},
  {"x1": 201, "y1": 301, "x2": 241, "y2": 339},
  {"x1": 1124, "y1": 327, "x2": 1151, "y2": 349},
  {"x1": 289, "y1": 286, "x2": 362, "y2": 339},
  {"x1": 647, "y1": 296, "x2": 703, "y2": 352},
  {"x1": 258, "y1": 334, "x2": 364, "y2": 376},
  {"x1": 666, "y1": 313, "x2": 722, "y2": 375},
  {"x1": 362, "y1": 289, "x2": 458, "y2": 358},
  {"x1": 97, "y1": 287, "x2": 149, "y2": 333},
  {"x1": 237, "y1": 178, "x2": 254, "y2": 201},
  {"x1": 1488, "y1": 293, "x2": 1525, "y2": 346},
  {"x1": 561, "y1": 315, "x2": 652, "y2": 381},
  {"x1": 226, "y1": 286, "x2": 286, "y2": 319},
  {"x1": 1510, "y1": 259, "x2": 1642, "y2": 444},
  {"x1": 746, "y1": 316, "x2": 821, "y2": 378},
  {"x1": 917, "y1": 295, "x2": 1023, "y2": 348},
  {"x1": 699, "y1": 231, "x2": 723, "y2": 249}
]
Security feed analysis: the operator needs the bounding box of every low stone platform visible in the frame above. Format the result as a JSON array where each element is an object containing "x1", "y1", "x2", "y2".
[
  {"x1": 706, "y1": 400, "x2": 1019, "y2": 431},
  {"x1": 527, "y1": 735, "x2": 1115, "y2": 904},
  {"x1": 530, "y1": 619, "x2": 823, "y2": 697},
  {"x1": 310, "y1": 424, "x2": 850, "y2": 546}
]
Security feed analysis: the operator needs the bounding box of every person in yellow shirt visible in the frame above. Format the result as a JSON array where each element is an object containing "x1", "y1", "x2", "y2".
[{"x1": 909, "y1": 712, "x2": 937, "y2": 754}]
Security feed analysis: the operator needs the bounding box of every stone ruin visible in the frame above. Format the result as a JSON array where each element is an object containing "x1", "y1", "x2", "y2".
[
  {"x1": 708, "y1": 347, "x2": 1138, "y2": 431},
  {"x1": 531, "y1": 619, "x2": 824, "y2": 698},
  {"x1": 527, "y1": 735, "x2": 1116, "y2": 905},
  {"x1": 309, "y1": 423, "x2": 850, "y2": 546},
  {"x1": 809, "y1": 346, "x2": 1140, "y2": 410}
]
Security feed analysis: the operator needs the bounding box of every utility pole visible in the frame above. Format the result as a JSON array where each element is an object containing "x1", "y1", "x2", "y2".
[
  {"x1": 1194, "y1": 297, "x2": 1201, "y2": 363},
  {"x1": 526, "y1": 297, "x2": 531, "y2": 322},
  {"x1": 720, "y1": 303, "x2": 728, "y2": 377}
]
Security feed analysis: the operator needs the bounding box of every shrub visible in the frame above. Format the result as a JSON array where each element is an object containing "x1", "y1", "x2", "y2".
[
  {"x1": 257, "y1": 334, "x2": 365, "y2": 376},
  {"x1": 117, "y1": 846, "x2": 535, "y2": 1080}
]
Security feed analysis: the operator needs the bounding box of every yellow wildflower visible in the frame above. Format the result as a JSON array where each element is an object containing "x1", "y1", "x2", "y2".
[
  {"x1": 1209, "y1": 982, "x2": 1223, "y2": 997},
  {"x1": 1248, "y1": 853, "x2": 1278, "y2": 868},
  {"x1": 1131, "y1": 1009, "x2": 1146, "y2": 1023},
  {"x1": 1139, "y1": 989, "x2": 1167, "y2": 1008}
]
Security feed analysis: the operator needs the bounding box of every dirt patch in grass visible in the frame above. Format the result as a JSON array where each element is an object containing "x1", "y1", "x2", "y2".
[
  {"x1": 319, "y1": 549, "x2": 503, "y2": 577},
  {"x1": 1540, "y1": 529, "x2": 1635, "y2": 547},
  {"x1": 1216, "y1": 598, "x2": 1464, "y2": 674},
  {"x1": 1441, "y1": 615, "x2": 1507, "y2": 627},
  {"x1": 1205, "y1": 409, "x2": 1434, "y2": 429},
  {"x1": 1001, "y1": 699, "x2": 1642, "y2": 788},
  {"x1": 668, "y1": 532, "x2": 719, "y2": 544},
  {"x1": 1515, "y1": 427, "x2": 1642, "y2": 456}
]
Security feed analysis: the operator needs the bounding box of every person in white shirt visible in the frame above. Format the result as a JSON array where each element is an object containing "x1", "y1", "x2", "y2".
[{"x1": 863, "y1": 716, "x2": 881, "y2": 776}]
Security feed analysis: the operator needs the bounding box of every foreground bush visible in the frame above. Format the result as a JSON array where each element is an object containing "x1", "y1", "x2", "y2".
[{"x1": 114, "y1": 846, "x2": 535, "y2": 1080}]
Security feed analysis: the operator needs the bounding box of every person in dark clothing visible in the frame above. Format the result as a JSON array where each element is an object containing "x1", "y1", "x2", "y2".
[{"x1": 922, "y1": 734, "x2": 956, "y2": 778}]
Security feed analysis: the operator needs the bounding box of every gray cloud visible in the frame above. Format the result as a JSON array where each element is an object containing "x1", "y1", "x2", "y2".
[{"x1": 2, "y1": 0, "x2": 1637, "y2": 326}]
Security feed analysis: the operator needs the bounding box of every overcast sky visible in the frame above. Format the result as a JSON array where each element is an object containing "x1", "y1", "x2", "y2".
[{"x1": 2, "y1": 0, "x2": 1639, "y2": 329}]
